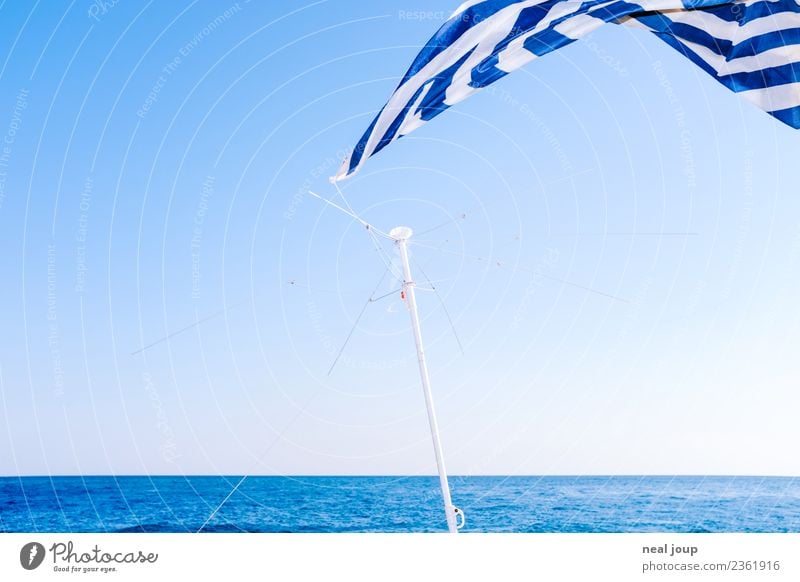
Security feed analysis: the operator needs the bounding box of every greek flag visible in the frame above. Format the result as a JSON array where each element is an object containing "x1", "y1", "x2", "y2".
[{"x1": 334, "y1": 0, "x2": 800, "y2": 181}]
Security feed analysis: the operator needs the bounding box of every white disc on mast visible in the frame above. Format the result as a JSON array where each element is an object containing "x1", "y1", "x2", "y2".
[{"x1": 389, "y1": 226, "x2": 413, "y2": 241}]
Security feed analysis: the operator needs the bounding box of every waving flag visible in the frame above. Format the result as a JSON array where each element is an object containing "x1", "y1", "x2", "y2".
[{"x1": 333, "y1": 0, "x2": 800, "y2": 181}]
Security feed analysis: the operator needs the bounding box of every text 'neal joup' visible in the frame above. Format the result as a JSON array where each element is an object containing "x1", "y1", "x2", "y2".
[{"x1": 642, "y1": 544, "x2": 698, "y2": 557}]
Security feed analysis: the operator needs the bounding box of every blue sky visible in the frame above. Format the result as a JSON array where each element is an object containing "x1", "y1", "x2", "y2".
[{"x1": 0, "y1": 0, "x2": 798, "y2": 477}]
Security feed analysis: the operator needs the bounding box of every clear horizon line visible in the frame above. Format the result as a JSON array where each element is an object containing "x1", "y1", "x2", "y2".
[{"x1": 4, "y1": 473, "x2": 798, "y2": 479}]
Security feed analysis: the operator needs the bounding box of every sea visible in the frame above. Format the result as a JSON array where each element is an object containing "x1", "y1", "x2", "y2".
[{"x1": 1, "y1": 476, "x2": 798, "y2": 533}]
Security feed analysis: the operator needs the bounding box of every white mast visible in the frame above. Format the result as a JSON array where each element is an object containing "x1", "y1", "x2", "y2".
[{"x1": 390, "y1": 226, "x2": 462, "y2": 534}]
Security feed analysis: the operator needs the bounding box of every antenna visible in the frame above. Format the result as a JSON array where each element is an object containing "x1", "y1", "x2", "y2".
[
  {"x1": 390, "y1": 226, "x2": 463, "y2": 534},
  {"x1": 304, "y1": 188, "x2": 464, "y2": 533}
]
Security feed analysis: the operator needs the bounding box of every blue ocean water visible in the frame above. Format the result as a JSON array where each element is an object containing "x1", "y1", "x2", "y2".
[{"x1": 1, "y1": 476, "x2": 798, "y2": 533}]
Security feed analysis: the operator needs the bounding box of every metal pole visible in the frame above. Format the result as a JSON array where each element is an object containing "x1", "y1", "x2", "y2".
[{"x1": 390, "y1": 226, "x2": 459, "y2": 534}]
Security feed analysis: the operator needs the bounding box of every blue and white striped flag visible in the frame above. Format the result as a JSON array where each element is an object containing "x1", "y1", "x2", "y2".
[{"x1": 333, "y1": 0, "x2": 800, "y2": 181}]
